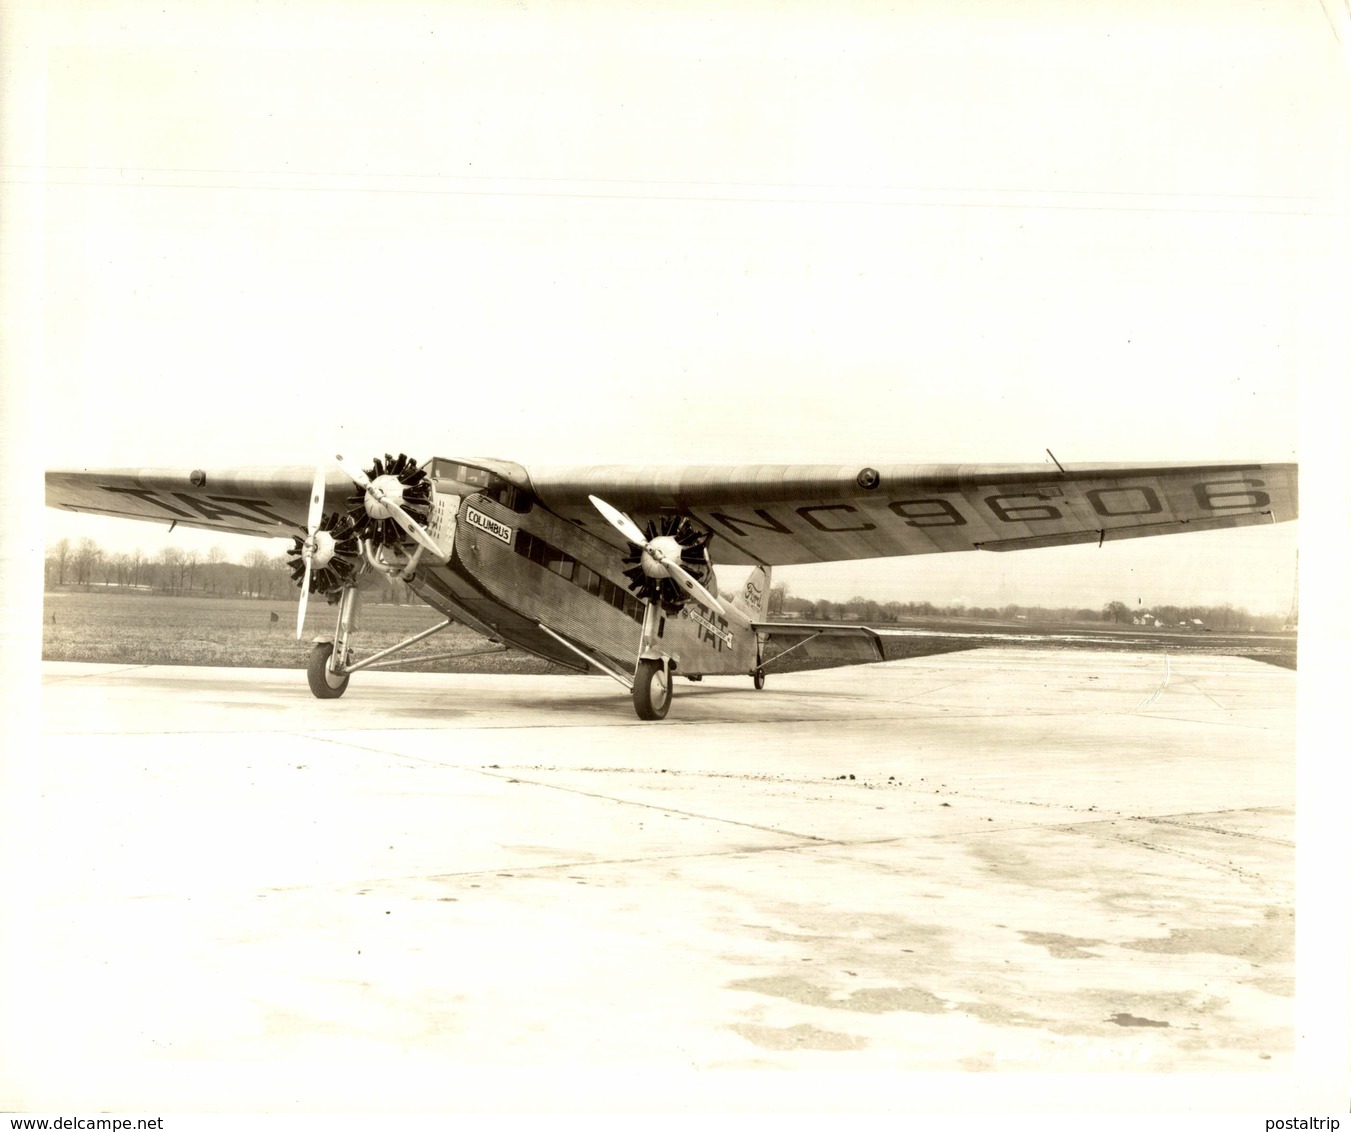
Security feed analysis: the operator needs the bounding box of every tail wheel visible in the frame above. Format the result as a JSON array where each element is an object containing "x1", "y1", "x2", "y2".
[
  {"x1": 753, "y1": 668, "x2": 765, "y2": 690},
  {"x1": 633, "y1": 658, "x2": 672, "y2": 720},
  {"x1": 307, "y1": 642, "x2": 350, "y2": 699}
]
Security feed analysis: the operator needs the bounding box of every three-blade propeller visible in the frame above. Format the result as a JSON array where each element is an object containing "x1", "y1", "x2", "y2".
[{"x1": 588, "y1": 495, "x2": 725, "y2": 617}]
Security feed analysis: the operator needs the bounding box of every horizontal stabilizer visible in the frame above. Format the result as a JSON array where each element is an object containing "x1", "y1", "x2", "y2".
[{"x1": 753, "y1": 622, "x2": 886, "y2": 672}]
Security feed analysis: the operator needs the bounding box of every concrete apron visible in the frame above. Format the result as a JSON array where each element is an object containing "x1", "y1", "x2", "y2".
[{"x1": 13, "y1": 648, "x2": 1293, "y2": 1106}]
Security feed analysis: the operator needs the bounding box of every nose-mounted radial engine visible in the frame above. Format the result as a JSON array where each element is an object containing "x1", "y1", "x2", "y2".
[{"x1": 342, "y1": 452, "x2": 433, "y2": 549}]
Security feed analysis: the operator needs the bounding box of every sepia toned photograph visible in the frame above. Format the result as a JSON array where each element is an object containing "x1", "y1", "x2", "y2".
[{"x1": 3, "y1": 0, "x2": 1346, "y2": 1121}]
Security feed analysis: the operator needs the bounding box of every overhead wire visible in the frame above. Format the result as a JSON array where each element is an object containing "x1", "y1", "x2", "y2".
[{"x1": 2, "y1": 164, "x2": 1343, "y2": 216}]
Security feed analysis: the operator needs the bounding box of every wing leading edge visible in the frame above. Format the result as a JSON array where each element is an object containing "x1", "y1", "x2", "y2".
[
  {"x1": 44, "y1": 466, "x2": 345, "y2": 539},
  {"x1": 529, "y1": 461, "x2": 1298, "y2": 566}
]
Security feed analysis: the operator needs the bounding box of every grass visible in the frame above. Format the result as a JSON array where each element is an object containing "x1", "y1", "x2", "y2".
[
  {"x1": 41, "y1": 589, "x2": 567, "y2": 673},
  {"x1": 41, "y1": 588, "x2": 1297, "y2": 672}
]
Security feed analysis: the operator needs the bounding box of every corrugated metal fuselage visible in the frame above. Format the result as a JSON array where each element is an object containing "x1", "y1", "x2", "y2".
[{"x1": 408, "y1": 487, "x2": 755, "y2": 680}]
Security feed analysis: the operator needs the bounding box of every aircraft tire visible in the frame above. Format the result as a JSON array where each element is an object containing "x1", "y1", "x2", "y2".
[
  {"x1": 753, "y1": 668, "x2": 765, "y2": 690},
  {"x1": 307, "y1": 642, "x2": 350, "y2": 699},
  {"x1": 632, "y1": 658, "x2": 672, "y2": 720}
]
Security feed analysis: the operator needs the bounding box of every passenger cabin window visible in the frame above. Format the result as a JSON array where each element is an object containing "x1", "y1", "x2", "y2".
[
  {"x1": 430, "y1": 458, "x2": 533, "y2": 514},
  {"x1": 513, "y1": 529, "x2": 643, "y2": 623}
]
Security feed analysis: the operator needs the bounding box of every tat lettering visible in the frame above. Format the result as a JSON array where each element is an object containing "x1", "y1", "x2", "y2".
[
  {"x1": 101, "y1": 487, "x2": 292, "y2": 527},
  {"x1": 688, "y1": 607, "x2": 732, "y2": 651}
]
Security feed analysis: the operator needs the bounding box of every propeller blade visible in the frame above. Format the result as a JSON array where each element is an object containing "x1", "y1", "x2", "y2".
[
  {"x1": 335, "y1": 453, "x2": 371, "y2": 489},
  {"x1": 296, "y1": 556, "x2": 313, "y2": 639},
  {"x1": 647, "y1": 548, "x2": 725, "y2": 616},
  {"x1": 589, "y1": 495, "x2": 649, "y2": 547},
  {"x1": 382, "y1": 499, "x2": 443, "y2": 555},
  {"x1": 306, "y1": 465, "x2": 325, "y2": 534},
  {"x1": 293, "y1": 465, "x2": 327, "y2": 638}
]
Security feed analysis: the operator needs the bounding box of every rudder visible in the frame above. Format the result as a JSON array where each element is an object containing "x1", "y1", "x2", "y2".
[{"x1": 737, "y1": 565, "x2": 772, "y2": 617}]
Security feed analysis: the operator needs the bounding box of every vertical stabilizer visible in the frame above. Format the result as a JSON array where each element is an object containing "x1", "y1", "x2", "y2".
[{"x1": 737, "y1": 565, "x2": 772, "y2": 618}]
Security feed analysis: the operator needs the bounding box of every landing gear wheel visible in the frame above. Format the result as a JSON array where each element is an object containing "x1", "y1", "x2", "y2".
[
  {"x1": 307, "y1": 642, "x2": 350, "y2": 699},
  {"x1": 753, "y1": 668, "x2": 765, "y2": 690},
  {"x1": 633, "y1": 658, "x2": 672, "y2": 720}
]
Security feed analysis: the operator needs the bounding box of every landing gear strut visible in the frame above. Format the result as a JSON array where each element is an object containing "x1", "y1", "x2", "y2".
[
  {"x1": 633, "y1": 657, "x2": 672, "y2": 720},
  {"x1": 303, "y1": 583, "x2": 511, "y2": 699},
  {"x1": 307, "y1": 584, "x2": 359, "y2": 698}
]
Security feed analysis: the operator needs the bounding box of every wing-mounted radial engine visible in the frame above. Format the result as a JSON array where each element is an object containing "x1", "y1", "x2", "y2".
[
  {"x1": 588, "y1": 496, "x2": 724, "y2": 617},
  {"x1": 621, "y1": 514, "x2": 716, "y2": 615},
  {"x1": 286, "y1": 511, "x2": 361, "y2": 597},
  {"x1": 587, "y1": 496, "x2": 750, "y2": 721},
  {"x1": 288, "y1": 466, "x2": 368, "y2": 640}
]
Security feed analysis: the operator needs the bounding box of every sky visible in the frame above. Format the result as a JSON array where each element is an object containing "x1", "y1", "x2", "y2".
[{"x1": 7, "y1": 0, "x2": 1348, "y2": 614}]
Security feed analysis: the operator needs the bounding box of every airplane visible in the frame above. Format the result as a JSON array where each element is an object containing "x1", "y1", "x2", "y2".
[{"x1": 45, "y1": 455, "x2": 1298, "y2": 720}]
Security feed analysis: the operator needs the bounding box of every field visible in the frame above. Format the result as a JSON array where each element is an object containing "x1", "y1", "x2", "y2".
[
  {"x1": 40, "y1": 588, "x2": 1297, "y2": 673},
  {"x1": 41, "y1": 590, "x2": 566, "y2": 674},
  {"x1": 867, "y1": 613, "x2": 1298, "y2": 669}
]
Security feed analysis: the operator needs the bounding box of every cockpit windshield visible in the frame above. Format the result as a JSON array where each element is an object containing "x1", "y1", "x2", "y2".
[
  {"x1": 429, "y1": 458, "x2": 533, "y2": 513},
  {"x1": 430, "y1": 460, "x2": 494, "y2": 489}
]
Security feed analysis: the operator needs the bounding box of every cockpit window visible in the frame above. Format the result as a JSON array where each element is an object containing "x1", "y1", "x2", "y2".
[
  {"x1": 430, "y1": 459, "x2": 533, "y2": 514},
  {"x1": 430, "y1": 460, "x2": 493, "y2": 488}
]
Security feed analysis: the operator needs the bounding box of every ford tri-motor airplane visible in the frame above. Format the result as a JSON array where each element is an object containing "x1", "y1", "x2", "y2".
[{"x1": 45, "y1": 455, "x2": 1298, "y2": 720}]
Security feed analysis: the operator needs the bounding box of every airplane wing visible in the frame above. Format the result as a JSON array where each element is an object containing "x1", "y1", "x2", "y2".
[
  {"x1": 44, "y1": 466, "x2": 348, "y2": 539},
  {"x1": 529, "y1": 460, "x2": 1298, "y2": 566},
  {"x1": 47, "y1": 459, "x2": 1298, "y2": 567}
]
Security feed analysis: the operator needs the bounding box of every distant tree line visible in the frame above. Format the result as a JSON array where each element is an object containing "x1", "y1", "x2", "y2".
[
  {"x1": 45, "y1": 538, "x2": 1285, "y2": 629},
  {"x1": 766, "y1": 584, "x2": 1286, "y2": 633},
  {"x1": 44, "y1": 537, "x2": 415, "y2": 604}
]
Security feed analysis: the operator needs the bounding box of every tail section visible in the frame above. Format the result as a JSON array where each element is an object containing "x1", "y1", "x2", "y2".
[{"x1": 735, "y1": 565, "x2": 772, "y2": 619}]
